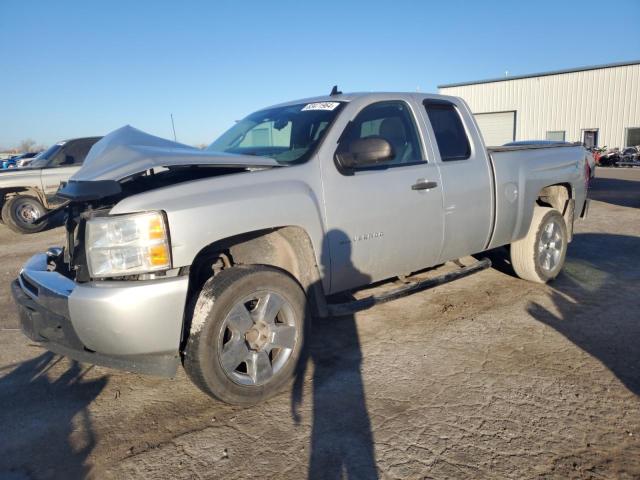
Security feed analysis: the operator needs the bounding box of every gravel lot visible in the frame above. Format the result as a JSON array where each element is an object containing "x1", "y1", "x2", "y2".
[{"x1": 1, "y1": 168, "x2": 639, "y2": 479}]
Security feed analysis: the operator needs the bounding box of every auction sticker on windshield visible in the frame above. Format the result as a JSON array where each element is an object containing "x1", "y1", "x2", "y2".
[{"x1": 301, "y1": 102, "x2": 340, "y2": 111}]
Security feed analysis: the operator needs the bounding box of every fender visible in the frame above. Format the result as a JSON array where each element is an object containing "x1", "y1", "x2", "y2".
[
  {"x1": 109, "y1": 165, "x2": 330, "y2": 292},
  {"x1": 0, "y1": 169, "x2": 47, "y2": 207},
  {"x1": 488, "y1": 147, "x2": 583, "y2": 249},
  {"x1": 0, "y1": 187, "x2": 48, "y2": 208}
]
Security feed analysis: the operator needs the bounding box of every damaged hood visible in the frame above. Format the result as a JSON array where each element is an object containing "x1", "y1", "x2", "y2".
[{"x1": 71, "y1": 125, "x2": 280, "y2": 182}]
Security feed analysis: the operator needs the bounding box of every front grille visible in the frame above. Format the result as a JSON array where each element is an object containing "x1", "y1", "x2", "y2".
[
  {"x1": 62, "y1": 203, "x2": 109, "y2": 283},
  {"x1": 61, "y1": 204, "x2": 86, "y2": 282},
  {"x1": 46, "y1": 248, "x2": 74, "y2": 280}
]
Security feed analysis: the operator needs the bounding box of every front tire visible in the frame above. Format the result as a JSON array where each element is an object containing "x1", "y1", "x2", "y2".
[
  {"x1": 183, "y1": 265, "x2": 307, "y2": 405},
  {"x1": 2, "y1": 195, "x2": 49, "y2": 234},
  {"x1": 510, "y1": 206, "x2": 568, "y2": 283}
]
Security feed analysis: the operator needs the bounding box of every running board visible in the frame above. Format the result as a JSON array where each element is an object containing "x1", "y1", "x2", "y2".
[{"x1": 327, "y1": 258, "x2": 492, "y2": 317}]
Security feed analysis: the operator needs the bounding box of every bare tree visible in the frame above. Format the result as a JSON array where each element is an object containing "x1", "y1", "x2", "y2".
[{"x1": 18, "y1": 139, "x2": 36, "y2": 153}]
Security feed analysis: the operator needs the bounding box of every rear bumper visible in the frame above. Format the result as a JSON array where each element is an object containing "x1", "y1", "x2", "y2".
[{"x1": 12, "y1": 252, "x2": 189, "y2": 377}]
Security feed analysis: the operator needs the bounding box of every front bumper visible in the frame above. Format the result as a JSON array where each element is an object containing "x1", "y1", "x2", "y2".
[{"x1": 12, "y1": 252, "x2": 189, "y2": 377}]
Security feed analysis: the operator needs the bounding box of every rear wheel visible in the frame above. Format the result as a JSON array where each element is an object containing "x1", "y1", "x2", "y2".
[
  {"x1": 2, "y1": 195, "x2": 49, "y2": 234},
  {"x1": 183, "y1": 265, "x2": 307, "y2": 405},
  {"x1": 510, "y1": 206, "x2": 568, "y2": 283}
]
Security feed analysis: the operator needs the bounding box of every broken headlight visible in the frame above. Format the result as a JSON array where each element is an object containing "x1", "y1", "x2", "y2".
[{"x1": 85, "y1": 211, "x2": 171, "y2": 278}]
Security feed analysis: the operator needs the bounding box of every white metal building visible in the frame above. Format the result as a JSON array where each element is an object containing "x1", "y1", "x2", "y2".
[{"x1": 438, "y1": 60, "x2": 640, "y2": 149}]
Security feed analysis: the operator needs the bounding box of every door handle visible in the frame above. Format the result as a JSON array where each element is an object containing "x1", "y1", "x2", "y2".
[{"x1": 411, "y1": 180, "x2": 438, "y2": 191}]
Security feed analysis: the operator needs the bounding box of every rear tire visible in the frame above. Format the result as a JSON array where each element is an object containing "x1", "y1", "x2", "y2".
[
  {"x1": 510, "y1": 206, "x2": 568, "y2": 283},
  {"x1": 2, "y1": 195, "x2": 49, "y2": 234},
  {"x1": 183, "y1": 265, "x2": 307, "y2": 405}
]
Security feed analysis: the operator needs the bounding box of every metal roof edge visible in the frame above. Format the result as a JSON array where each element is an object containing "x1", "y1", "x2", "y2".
[{"x1": 438, "y1": 60, "x2": 640, "y2": 89}]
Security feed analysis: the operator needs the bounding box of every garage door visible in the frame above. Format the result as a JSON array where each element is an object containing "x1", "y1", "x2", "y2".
[{"x1": 473, "y1": 111, "x2": 515, "y2": 146}]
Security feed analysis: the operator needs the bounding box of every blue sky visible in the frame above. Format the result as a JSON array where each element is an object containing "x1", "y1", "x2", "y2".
[{"x1": 1, "y1": 0, "x2": 638, "y2": 148}]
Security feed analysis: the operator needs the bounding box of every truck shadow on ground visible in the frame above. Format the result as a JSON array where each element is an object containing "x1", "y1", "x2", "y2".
[
  {"x1": 291, "y1": 230, "x2": 379, "y2": 480},
  {"x1": 482, "y1": 233, "x2": 640, "y2": 395},
  {"x1": 526, "y1": 232, "x2": 640, "y2": 395},
  {"x1": 589, "y1": 175, "x2": 640, "y2": 208},
  {"x1": 0, "y1": 351, "x2": 107, "y2": 478}
]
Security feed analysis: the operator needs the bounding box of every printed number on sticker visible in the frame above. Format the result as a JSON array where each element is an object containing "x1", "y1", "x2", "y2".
[{"x1": 301, "y1": 102, "x2": 340, "y2": 111}]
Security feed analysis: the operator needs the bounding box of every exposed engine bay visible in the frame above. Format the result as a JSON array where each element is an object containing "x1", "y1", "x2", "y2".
[{"x1": 54, "y1": 164, "x2": 271, "y2": 282}]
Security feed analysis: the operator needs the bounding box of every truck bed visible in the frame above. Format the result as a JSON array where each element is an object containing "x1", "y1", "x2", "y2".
[
  {"x1": 487, "y1": 142, "x2": 582, "y2": 153},
  {"x1": 486, "y1": 142, "x2": 588, "y2": 250}
]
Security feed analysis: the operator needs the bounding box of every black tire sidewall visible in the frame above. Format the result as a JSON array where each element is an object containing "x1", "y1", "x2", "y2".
[
  {"x1": 0, "y1": 201, "x2": 7, "y2": 224},
  {"x1": 184, "y1": 266, "x2": 307, "y2": 405},
  {"x1": 5, "y1": 196, "x2": 48, "y2": 233},
  {"x1": 533, "y1": 210, "x2": 568, "y2": 282}
]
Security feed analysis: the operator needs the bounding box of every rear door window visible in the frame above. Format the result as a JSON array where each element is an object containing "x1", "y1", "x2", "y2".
[{"x1": 424, "y1": 100, "x2": 471, "y2": 161}]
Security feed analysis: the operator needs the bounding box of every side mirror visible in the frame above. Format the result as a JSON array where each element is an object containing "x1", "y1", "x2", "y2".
[{"x1": 337, "y1": 137, "x2": 394, "y2": 169}]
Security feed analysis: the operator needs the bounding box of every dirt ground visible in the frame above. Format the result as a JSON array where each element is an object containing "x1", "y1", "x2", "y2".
[{"x1": 0, "y1": 168, "x2": 639, "y2": 480}]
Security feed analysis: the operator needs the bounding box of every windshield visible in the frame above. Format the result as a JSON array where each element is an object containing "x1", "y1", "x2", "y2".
[
  {"x1": 208, "y1": 101, "x2": 344, "y2": 164},
  {"x1": 29, "y1": 143, "x2": 64, "y2": 168}
]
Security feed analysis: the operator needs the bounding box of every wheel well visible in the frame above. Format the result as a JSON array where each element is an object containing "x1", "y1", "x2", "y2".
[
  {"x1": 536, "y1": 184, "x2": 571, "y2": 212},
  {"x1": 536, "y1": 183, "x2": 575, "y2": 241},
  {"x1": 0, "y1": 188, "x2": 46, "y2": 209},
  {"x1": 184, "y1": 226, "x2": 327, "y2": 334}
]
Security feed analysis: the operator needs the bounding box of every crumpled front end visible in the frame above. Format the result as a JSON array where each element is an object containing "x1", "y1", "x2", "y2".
[
  {"x1": 12, "y1": 250, "x2": 188, "y2": 377},
  {"x1": 12, "y1": 125, "x2": 283, "y2": 375},
  {"x1": 69, "y1": 124, "x2": 280, "y2": 183}
]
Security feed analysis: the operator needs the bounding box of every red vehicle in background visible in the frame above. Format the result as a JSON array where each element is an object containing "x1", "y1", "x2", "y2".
[
  {"x1": 589, "y1": 147, "x2": 603, "y2": 165},
  {"x1": 593, "y1": 147, "x2": 619, "y2": 166}
]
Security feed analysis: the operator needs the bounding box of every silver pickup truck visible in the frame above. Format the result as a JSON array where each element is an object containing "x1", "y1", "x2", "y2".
[{"x1": 12, "y1": 92, "x2": 592, "y2": 405}]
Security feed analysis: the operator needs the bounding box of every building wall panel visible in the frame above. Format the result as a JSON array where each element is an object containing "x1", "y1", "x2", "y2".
[{"x1": 439, "y1": 64, "x2": 640, "y2": 148}]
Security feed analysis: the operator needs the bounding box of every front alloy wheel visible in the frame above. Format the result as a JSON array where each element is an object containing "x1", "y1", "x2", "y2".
[
  {"x1": 218, "y1": 290, "x2": 298, "y2": 386},
  {"x1": 183, "y1": 265, "x2": 306, "y2": 405}
]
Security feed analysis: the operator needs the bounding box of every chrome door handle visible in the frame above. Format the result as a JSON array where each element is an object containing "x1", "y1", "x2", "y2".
[{"x1": 411, "y1": 180, "x2": 438, "y2": 191}]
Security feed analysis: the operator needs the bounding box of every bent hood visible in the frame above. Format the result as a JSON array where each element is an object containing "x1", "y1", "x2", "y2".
[{"x1": 71, "y1": 125, "x2": 280, "y2": 182}]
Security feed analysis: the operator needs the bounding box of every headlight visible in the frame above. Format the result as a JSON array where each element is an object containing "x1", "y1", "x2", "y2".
[{"x1": 85, "y1": 211, "x2": 171, "y2": 278}]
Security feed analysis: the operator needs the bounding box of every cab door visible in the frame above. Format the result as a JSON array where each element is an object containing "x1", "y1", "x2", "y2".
[
  {"x1": 321, "y1": 99, "x2": 445, "y2": 294},
  {"x1": 421, "y1": 99, "x2": 493, "y2": 262}
]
